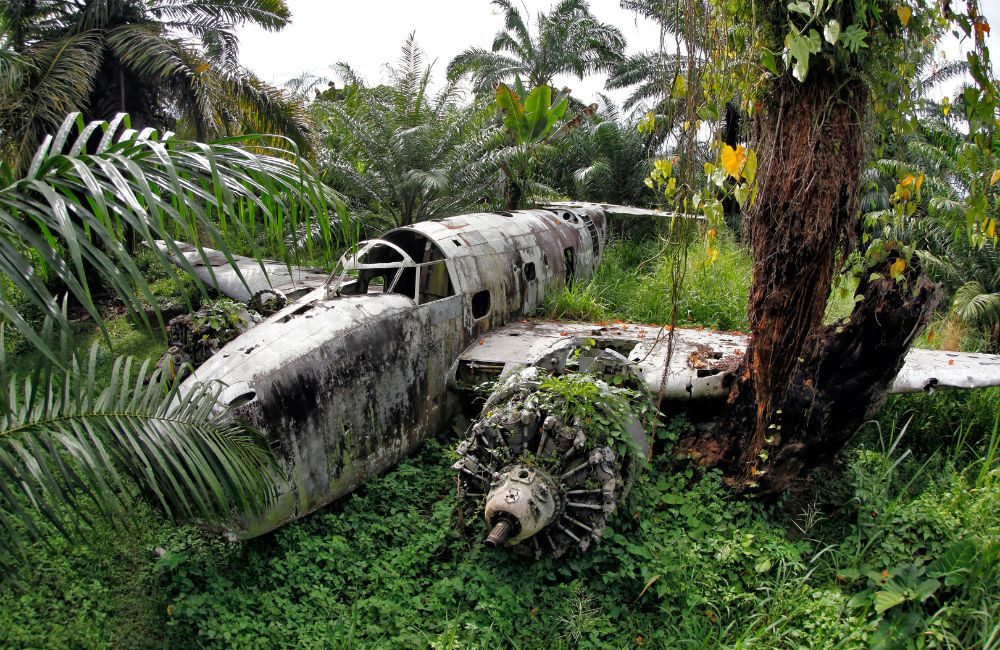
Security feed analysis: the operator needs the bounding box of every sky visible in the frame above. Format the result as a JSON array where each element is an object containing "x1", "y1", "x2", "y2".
[
  {"x1": 235, "y1": 0, "x2": 1000, "y2": 111},
  {"x1": 235, "y1": 1, "x2": 664, "y2": 109}
]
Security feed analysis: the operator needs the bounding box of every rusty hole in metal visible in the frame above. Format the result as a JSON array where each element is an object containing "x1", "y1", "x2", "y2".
[
  {"x1": 523, "y1": 262, "x2": 536, "y2": 281},
  {"x1": 493, "y1": 211, "x2": 514, "y2": 218},
  {"x1": 276, "y1": 302, "x2": 313, "y2": 323},
  {"x1": 226, "y1": 391, "x2": 256, "y2": 408},
  {"x1": 564, "y1": 247, "x2": 575, "y2": 285},
  {"x1": 452, "y1": 239, "x2": 462, "y2": 247},
  {"x1": 472, "y1": 290, "x2": 491, "y2": 319}
]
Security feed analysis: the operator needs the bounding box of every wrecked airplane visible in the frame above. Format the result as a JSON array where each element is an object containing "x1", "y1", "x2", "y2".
[{"x1": 161, "y1": 202, "x2": 1000, "y2": 554}]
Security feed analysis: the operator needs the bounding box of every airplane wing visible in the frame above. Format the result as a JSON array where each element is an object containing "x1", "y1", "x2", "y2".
[
  {"x1": 542, "y1": 201, "x2": 705, "y2": 221},
  {"x1": 153, "y1": 241, "x2": 329, "y2": 303},
  {"x1": 455, "y1": 320, "x2": 1000, "y2": 399}
]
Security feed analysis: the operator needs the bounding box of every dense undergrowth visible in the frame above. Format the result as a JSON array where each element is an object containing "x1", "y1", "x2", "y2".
[{"x1": 1, "y1": 238, "x2": 998, "y2": 649}]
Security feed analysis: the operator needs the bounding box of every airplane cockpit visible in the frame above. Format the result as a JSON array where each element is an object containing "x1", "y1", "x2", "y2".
[{"x1": 325, "y1": 229, "x2": 454, "y2": 305}]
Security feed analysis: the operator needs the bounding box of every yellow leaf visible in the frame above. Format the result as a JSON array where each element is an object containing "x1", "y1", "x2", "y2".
[
  {"x1": 889, "y1": 258, "x2": 906, "y2": 279},
  {"x1": 915, "y1": 174, "x2": 924, "y2": 192},
  {"x1": 991, "y1": 169, "x2": 1000, "y2": 186},
  {"x1": 721, "y1": 144, "x2": 747, "y2": 180},
  {"x1": 986, "y1": 218, "x2": 996, "y2": 239},
  {"x1": 900, "y1": 174, "x2": 915, "y2": 187},
  {"x1": 897, "y1": 5, "x2": 912, "y2": 27}
]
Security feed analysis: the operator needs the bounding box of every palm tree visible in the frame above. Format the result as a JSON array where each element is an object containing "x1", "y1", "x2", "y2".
[
  {"x1": 0, "y1": 0, "x2": 310, "y2": 173},
  {"x1": 542, "y1": 99, "x2": 658, "y2": 206},
  {"x1": 447, "y1": 0, "x2": 625, "y2": 95},
  {"x1": 861, "y1": 72, "x2": 1000, "y2": 350},
  {"x1": 317, "y1": 35, "x2": 503, "y2": 227}
]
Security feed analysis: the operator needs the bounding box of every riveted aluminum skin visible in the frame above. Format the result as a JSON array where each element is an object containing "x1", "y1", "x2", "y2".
[{"x1": 178, "y1": 204, "x2": 611, "y2": 537}]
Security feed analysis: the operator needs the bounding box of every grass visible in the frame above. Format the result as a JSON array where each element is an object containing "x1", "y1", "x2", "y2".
[
  {"x1": 1, "y1": 233, "x2": 998, "y2": 648},
  {"x1": 546, "y1": 234, "x2": 752, "y2": 331}
]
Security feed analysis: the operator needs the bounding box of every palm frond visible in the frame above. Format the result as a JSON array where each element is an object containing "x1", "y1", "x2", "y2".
[
  {"x1": 0, "y1": 113, "x2": 340, "y2": 365},
  {"x1": 1, "y1": 0, "x2": 304, "y2": 162},
  {"x1": 953, "y1": 281, "x2": 1000, "y2": 327},
  {"x1": 150, "y1": 0, "x2": 291, "y2": 31},
  {"x1": 0, "y1": 338, "x2": 279, "y2": 570},
  {"x1": 0, "y1": 32, "x2": 102, "y2": 173}
]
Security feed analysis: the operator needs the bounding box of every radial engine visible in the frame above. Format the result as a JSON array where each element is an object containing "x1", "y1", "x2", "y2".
[{"x1": 453, "y1": 348, "x2": 650, "y2": 557}]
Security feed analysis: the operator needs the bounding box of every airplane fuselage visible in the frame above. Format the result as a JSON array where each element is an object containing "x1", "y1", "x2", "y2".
[{"x1": 183, "y1": 205, "x2": 608, "y2": 536}]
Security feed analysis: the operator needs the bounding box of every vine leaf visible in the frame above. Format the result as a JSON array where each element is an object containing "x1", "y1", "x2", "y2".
[
  {"x1": 824, "y1": 19, "x2": 841, "y2": 44},
  {"x1": 840, "y1": 24, "x2": 869, "y2": 53},
  {"x1": 896, "y1": 5, "x2": 912, "y2": 28},
  {"x1": 721, "y1": 144, "x2": 747, "y2": 180},
  {"x1": 889, "y1": 258, "x2": 907, "y2": 279}
]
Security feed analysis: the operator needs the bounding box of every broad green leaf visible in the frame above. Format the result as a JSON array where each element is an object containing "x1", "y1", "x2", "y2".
[
  {"x1": 928, "y1": 540, "x2": 977, "y2": 586},
  {"x1": 807, "y1": 29, "x2": 822, "y2": 52},
  {"x1": 762, "y1": 50, "x2": 779, "y2": 75},
  {"x1": 735, "y1": 184, "x2": 750, "y2": 207},
  {"x1": 788, "y1": 32, "x2": 813, "y2": 81},
  {"x1": 788, "y1": 1, "x2": 812, "y2": 16},
  {"x1": 913, "y1": 578, "x2": 940, "y2": 602},
  {"x1": 824, "y1": 19, "x2": 841, "y2": 44},
  {"x1": 495, "y1": 83, "x2": 527, "y2": 140},
  {"x1": 874, "y1": 589, "x2": 906, "y2": 614}
]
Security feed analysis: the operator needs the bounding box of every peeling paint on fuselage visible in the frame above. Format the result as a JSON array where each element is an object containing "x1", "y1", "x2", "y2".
[{"x1": 181, "y1": 204, "x2": 608, "y2": 537}]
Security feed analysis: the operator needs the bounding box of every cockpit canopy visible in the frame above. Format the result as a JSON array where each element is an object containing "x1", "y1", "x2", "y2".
[{"x1": 326, "y1": 231, "x2": 454, "y2": 304}]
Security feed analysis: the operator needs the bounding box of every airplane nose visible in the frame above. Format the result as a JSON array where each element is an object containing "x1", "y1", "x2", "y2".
[{"x1": 482, "y1": 464, "x2": 559, "y2": 549}]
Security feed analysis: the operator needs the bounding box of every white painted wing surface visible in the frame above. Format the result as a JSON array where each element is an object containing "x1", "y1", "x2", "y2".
[
  {"x1": 459, "y1": 321, "x2": 1000, "y2": 398},
  {"x1": 153, "y1": 241, "x2": 329, "y2": 303}
]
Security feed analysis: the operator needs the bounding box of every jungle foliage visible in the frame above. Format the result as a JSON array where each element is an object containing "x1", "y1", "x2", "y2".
[
  {"x1": 314, "y1": 36, "x2": 503, "y2": 228},
  {"x1": 0, "y1": 0, "x2": 998, "y2": 646},
  {"x1": 1, "y1": 240, "x2": 997, "y2": 649},
  {"x1": 0, "y1": 0, "x2": 310, "y2": 173}
]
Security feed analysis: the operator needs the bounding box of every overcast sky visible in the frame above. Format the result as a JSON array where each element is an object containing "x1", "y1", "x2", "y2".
[{"x1": 236, "y1": 0, "x2": 999, "y2": 111}]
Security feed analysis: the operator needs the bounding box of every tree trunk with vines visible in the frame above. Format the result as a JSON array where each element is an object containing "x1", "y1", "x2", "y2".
[{"x1": 677, "y1": 73, "x2": 939, "y2": 496}]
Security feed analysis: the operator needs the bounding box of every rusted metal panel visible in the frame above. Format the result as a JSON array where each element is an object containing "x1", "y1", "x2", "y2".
[
  {"x1": 189, "y1": 289, "x2": 465, "y2": 536},
  {"x1": 178, "y1": 203, "x2": 616, "y2": 537},
  {"x1": 891, "y1": 348, "x2": 1000, "y2": 393}
]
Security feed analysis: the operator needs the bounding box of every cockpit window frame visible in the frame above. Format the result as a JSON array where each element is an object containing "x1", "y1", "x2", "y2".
[
  {"x1": 326, "y1": 239, "x2": 416, "y2": 298},
  {"x1": 325, "y1": 238, "x2": 456, "y2": 304}
]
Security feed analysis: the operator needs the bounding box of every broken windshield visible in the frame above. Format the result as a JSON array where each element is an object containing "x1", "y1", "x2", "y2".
[{"x1": 326, "y1": 240, "x2": 415, "y2": 298}]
